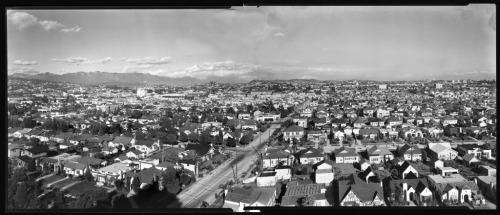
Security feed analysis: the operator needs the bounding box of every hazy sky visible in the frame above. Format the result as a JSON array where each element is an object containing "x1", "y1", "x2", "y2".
[{"x1": 7, "y1": 6, "x2": 496, "y2": 82}]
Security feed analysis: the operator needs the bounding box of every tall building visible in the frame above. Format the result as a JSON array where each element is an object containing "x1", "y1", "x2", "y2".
[
  {"x1": 435, "y1": 83, "x2": 443, "y2": 89},
  {"x1": 379, "y1": 84, "x2": 387, "y2": 90}
]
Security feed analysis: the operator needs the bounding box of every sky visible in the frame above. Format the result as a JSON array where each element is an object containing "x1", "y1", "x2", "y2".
[{"x1": 7, "y1": 6, "x2": 496, "y2": 82}]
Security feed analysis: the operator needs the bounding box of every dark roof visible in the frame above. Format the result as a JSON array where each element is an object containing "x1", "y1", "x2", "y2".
[
  {"x1": 128, "y1": 167, "x2": 164, "y2": 185},
  {"x1": 26, "y1": 145, "x2": 49, "y2": 154},
  {"x1": 338, "y1": 177, "x2": 384, "y2": 203},
  {"x1": 334, "y1": 147, "x2": 359, "y2": 157},
  {"x1": 185, "y1": 143, "x2": 211, "y2": 156},
  {"x1": 399, "y1": 144, "x2": 422, "y2": 155},
  {"x1": 17, "y1": 155, "x2": 32, "y2": 163},
  {"x1": 283, "y1": 125, "x2": 304, "y2": 132},
  {"x1": 134, "y1": 139, "x2": 156, "y2": 147},
  {"x1": 299, "y1": 147, "x2": 324, "y2": 158},
  {"x1": 179, "y1": 158, "x2": 197, "y2": 165}
]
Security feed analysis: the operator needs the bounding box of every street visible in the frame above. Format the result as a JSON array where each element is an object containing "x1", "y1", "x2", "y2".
[{"x1": 176, "y1": 123, "x2": 282, "y2": 208}]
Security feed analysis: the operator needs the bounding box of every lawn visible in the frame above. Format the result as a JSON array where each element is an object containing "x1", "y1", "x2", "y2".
[
  {"x1": 41, "y1": 174, "x2": 65, "y2": 188},
  {"x1": 52, "y1": 178, "x2": 78, "y2": 189},
  {"x1": 65, "y1": 181, "x2": 107, "y2": 197}
]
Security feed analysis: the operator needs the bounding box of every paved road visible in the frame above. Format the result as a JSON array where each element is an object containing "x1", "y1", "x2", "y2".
[{"x1": 176, "y1": 123, "x2": 282, "y2": 208}]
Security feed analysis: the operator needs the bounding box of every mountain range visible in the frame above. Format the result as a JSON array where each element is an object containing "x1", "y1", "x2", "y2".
[{"x1": 8, "y1": 71, "x2": 203, "y2": 86}]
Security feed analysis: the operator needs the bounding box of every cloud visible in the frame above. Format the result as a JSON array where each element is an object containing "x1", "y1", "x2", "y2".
[
  {"x1": 7, "y1": 11, "x2": 81, "y2": 33},
  {"x1": 121, "y1": 57, "x2": 172, "y2": 65},
  {"x1": 51, "y1": 57, "x2": 112, "y2": 65},
  {"x1": 61, "y1": 26, "x2": 82, "y2": 33},
  {"x1": 13, "y1": 60, "x2": 38, "y2": 66},
  {"x1": 7, "y1": 11, "x2": 38, "y2": 30},
  {"x1": 8, "y1": 66, "x2": 39, "y2": 74},
  {"x1": 39, "y1": 20, "x2": 65, "y2": 31},
  {"x1": 274, "y1": 32, "x2": 285, "y2": 37},
  {"x1": 122, "y1": 64, "x2": 155, "y2": 73}
]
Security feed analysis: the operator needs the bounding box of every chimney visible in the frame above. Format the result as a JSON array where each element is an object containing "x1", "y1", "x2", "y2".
[{"x1": 403, "y1": 182, "x2": 408, "y2": 192}]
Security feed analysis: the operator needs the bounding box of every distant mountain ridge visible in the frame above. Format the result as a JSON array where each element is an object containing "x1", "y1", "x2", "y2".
[{"x1": 9, "y1": 71, "x2": 203, "y2": 86}]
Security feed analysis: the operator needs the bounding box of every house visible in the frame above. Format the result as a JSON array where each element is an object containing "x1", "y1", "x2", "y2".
[
  {"x1": 358, "y1": 128, "x2": 380, "y2": 140},
  {"x1": 441, "y1": 117, "x2": 458, "y2": 126},
  {"x1": 223, "y1": 185, "x2": 276, "y2": 212},
  {"x1": 462, "y1": 153, "x2": 481, "y2": 166},
  {"x1": 315, "y1": 110, "x2": 329, "y2": 118},
  {"x1": 312, "y1": 118, "x2": 327, "y2": 128},
  {"x1": 427, "y1": 174, "x2": 479, "y2": 203},
  {"x1": 184, "y1": 143, "x2": 215, "y2": 161},
  {"x1": 333, "y1": 130, "x2": 345, "y2": 142},
  {"x1": 126, "y1": 166, "x2": 165, "y2": 189},
  {"x1": 475, "y1": 176, "x2": 496, "y2": 193},
  {"x1": 333, "y1": 147, "x2": 360, "y2": 164},
  {"x1": 351, "y1": 117, "x2": 367, "y2": 128},
  {"x1": 14, "y1": 128, "x2": 32, "y2": 139},
  {"x1": 261, "y1": 148, "x2": 294, "y2": 168},
  {"x1": 178, "y1": 158, "x2": 198, "y2": 175},
  {"x1": 398, "y1": 144, "x2": 422, "y2": 162},
  {"x1": 426, "y1": 142, "x2": 457, "y2": 161},
  {"x1": 274, "y1": 166, "x2": 292, "y2": 180},
  {"x1": 238, "y1": 112, "x2": 252, "y2": 120},
  {"x1": 101, "y1": 145, "x2": 119, "y2": 156},
  {"x1": 281, "y1": 183, "x2": 330, "y2": 206},
  {"x1": 478, "y1": 165, "x2": 496, "y2": 177},
  {"x1": 306, "y1": 130, "x2": 328, "y2": 143},
  {"x1": 338, "y1": 174, "x2": 385, "y2": 206},
  {"x1": 132, "y1": 139, "x2": 160, "y2": 155},
  {"x1": 436, "y1": 166, "x2": 459, "y2": 177},
  {"x1": 331, "y1": 118, "x2": 347, "y2": 129},
  {"x1": 387, "y1": 117, "x2": 403, "y2": 126},
  {"x1": 457, "y1": 144, "x2": 492, "y2": 160},
  {"x1": 394, "y1": 160, "x2": 419, "y2": 179},
  {"x1": 283, "y1": 125, "x2": 305, "y2": 142},
  {"x1": 93, "y1": 162, "x2": 137, "y2": 186},
  {"x1": 256, "y1": 171, "x2": 278, "y2": 187},
  {"x1": 366, "y1": 146, "x2": 394, "y2": 164},
  {"x1": 110, "y1": 136, "x2": 133, "y2": 148},
  {"x1": 298, "y1": 147, "x2": 324, "y2": 165},
  {"x1": 62, "y1": 160, "x2": 87, "y2": 177},
  {"x1": 369, "y1": 118, "x2": 385, "y2": 127},
  {"x1": 300, "y1": 108, "x2": 313, "y2": 118},
  {"x1": 363, "y1": 107, "x2": 376, "y2": 117},
  {"x1": 8, "y1": 127, "x2": 22, "y2": 138},
  {"x1": 8, "y1": 144, "x2": 23, "y2": 158},
  {"x1": 376, "y1": 109, "x2": 390, "y2": 118},
  {"x1": 293, "y1": 117, "x2": 309, "y2": 128},
  {"x1": 386, "y1": 178, "x2": 433, "y2": 205},
  {"x1": 313, "y1": 160, "x2": 335, "y2": 184},
  {"x1": 126, "y1": 149, "x2": 145, "y2": 159},
  {"x1": 21, "y1": 145, "x2": 49, "y2": 159}
]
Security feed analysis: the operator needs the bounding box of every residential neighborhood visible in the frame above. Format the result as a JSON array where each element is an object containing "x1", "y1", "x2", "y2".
[{"x1": 6, "y1": 6, "x2": 496, "y2": 212}]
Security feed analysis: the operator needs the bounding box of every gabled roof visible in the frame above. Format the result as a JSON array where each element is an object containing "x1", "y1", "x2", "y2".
[
  {"x1": 134, "y1": 139, "x2": 157, "y2": 147},
  {"x1": 26, "y1": 145, "x2": 49, "y2": 154},
  {"x1": 334, "y1": 147, "x2": 359, "y2": 157},
  {"x1": 299, "y1": 147, "x2": 324, "y2": 158},
  {"x1": 185, "y1": 143, "x2": 212, "y2": 156},
  {"x1": 399, "y1": 144, "x2": 422, "y2": 155},
  {"x1": 283, "y1": 125, "x2": 304, "y2": 133}
]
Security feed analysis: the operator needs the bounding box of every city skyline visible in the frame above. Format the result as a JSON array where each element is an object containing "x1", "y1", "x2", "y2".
[{"x1": 7, "y1": 6, "x2": 496, "y2": 82}]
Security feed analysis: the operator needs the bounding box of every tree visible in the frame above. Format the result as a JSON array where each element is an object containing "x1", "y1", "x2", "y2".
[
  {"x1": 131, "y1": 177, "x2": 140, "y2": 194},
  {"x1": 179, "y1": 173, "x2": 191, "y2": 186},
  {"x1": 188, "y1": 132, "x2": 199, "y2": 142},
  {"x1": 297, "y1": 195, "x2": 315, "y2": 206},
  {"x1": 240, "y1": 133, "x2": 253, "y2": 145},
  {"x1": 390, "y1": 169, "x2": 399, "y2": 179},
  {"x1": 166, "y1": 134, "x2": 178, "y2": 145},
  {"x1": 27, "y1": 158, "x2": 37, "y2": 172},
  {"x1": 227, "y1": 138, "x2": 237, "y2": 147},
  {"x1": 114, "y1": 179, "x2": 124, "y2": 191},
  {"x1": 111, "y1": 194, "x2": 132, "y2": 209},
  {"x1": 212, "y1": 135, "x2": 223, "y2": 145},
  {"x1": 373, "y1": 169, "x2": 391, "y2": 182},
  {"x1": 199, "y1": 131, "x2": 212, "y2": 145},
  {"x1": 85, "y1": 167, "x2": 93, "y2": 182},
  {"x1": 14, "y1": 182, "x2": 29, "y2": 208},
  {"x1": 54, "y1": 190, "x2": 66, "y2": 209},
  {"x1": 135, "y1": 131, "x2": 146, "y2": 140},
  {"x1": 179, "y1": 132, "x2": 188, "y2": 142}
]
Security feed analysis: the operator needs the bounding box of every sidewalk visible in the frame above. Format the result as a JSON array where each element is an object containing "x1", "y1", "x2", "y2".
[
  {"x1": 36, "y1": 172, "x2": 56, "y2": 182},
  {"x1": 46, "y1": 177, "x2": 69, "y2": 188},
  {"x1": 60, "y1": 180, "x2": 81, "y2": 191}
]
